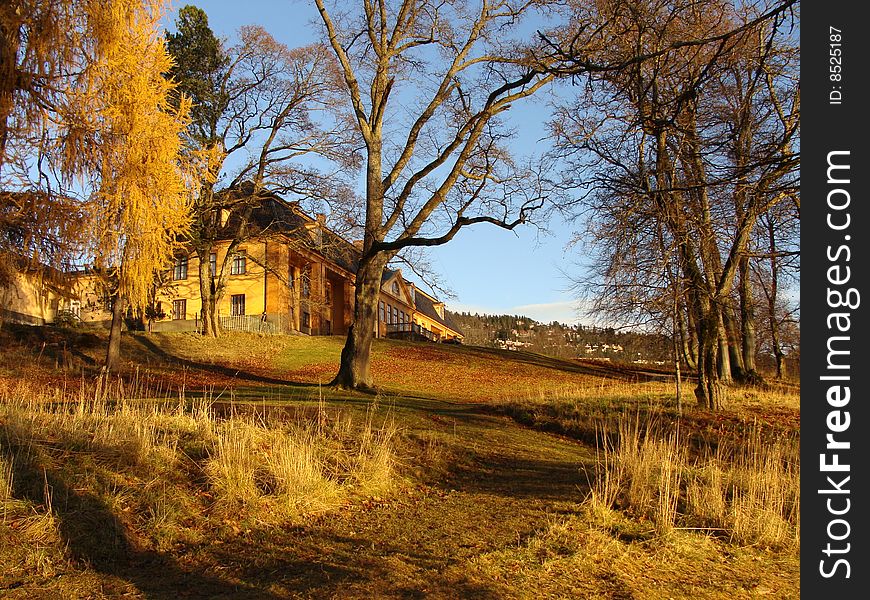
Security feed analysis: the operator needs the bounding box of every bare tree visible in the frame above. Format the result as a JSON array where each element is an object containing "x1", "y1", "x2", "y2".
[
  {"x1": 167, "y1": 7, "x2": 352, "y2": 336},
  {"x1": 314, "y1": 0, "x2": 561, "y2": 390},
  {"x1": 751, "y1": 202, "x2": 799, "y2": 379},
  {"x1": 549, "y1": 0, "x2": 798, "y2": 408}
]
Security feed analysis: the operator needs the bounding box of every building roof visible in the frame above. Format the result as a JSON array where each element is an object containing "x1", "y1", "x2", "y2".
[
  {"x1": 411, "y1": 288, "x2": 464, "y2": 337},
  {"x1": 216, "y1": 183, "x2": 361, "y2": 274},
  {"x1": 218, "y1": 184, "x2": 461, "y2": 334}
]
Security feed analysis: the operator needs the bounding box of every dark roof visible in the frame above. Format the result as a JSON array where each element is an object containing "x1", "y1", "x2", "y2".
[
  {"x1": 216, "y1": 184, "x2": 361, "y2": 274},
  {"x1": 215, "y1": 184, "x2": 460, "y2": 332},
  {"x1": 412, "y1": 289, "x2": 463, "y2": 336}
]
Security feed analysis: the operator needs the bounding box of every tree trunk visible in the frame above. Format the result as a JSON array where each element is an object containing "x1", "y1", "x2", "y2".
[
  {"x1": 693, "y1": 298, "x2": 722, "y2": 410},
  {"x1": 0, "y1": 5, "x2": 21, "y2": 167},
  {"x1": 198, "y1": 248, "x2": 222, "y2": 337},
  {"x1": 775, "y1": 351, "x2": 787, "y2": 380},
  {"x1": 331, "y1": 255, "x2": 387, "y2": 390},
  {"x1": 715, "y1": 309, "x2": 733, "y2": 384},
  {"x1": 738, "y1": 254, "x2": 760, "y2": 382},
  {"x1": 104, "y1": 293, "x2": 124, "y2": 371},
  {"x1": 764, "y1": 215, "x2": 786, "y2": 380},
  {"x1": 680, "y1": 302, "x2": 698, "y2": 370},
  {"x1": 721, "y1": 301, "x2": 744, "y2": 382}
]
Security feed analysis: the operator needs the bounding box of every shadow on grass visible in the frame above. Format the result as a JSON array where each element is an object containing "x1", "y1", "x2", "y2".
[
  {"x1": 132, "y1": 334, "x2": 308, "y2": 389},
  {"x1": 446, "y1": 453, "x2": 588, "y2": 502},
  {"x1": 0, "y1": 434, "x2": 282, "y2": 599},
  {"x1": 204, "y1": 525, "x2": 508, "y2": 599},
  {"x1": 0, "y1": 428, "x2": 508, "y2": 599}
]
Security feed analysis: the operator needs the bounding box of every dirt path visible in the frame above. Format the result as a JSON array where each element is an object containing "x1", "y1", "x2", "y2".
[
  {"x1": 146, "y1": 407, "x2": 596, "y2": 600},
  {"x1": 303, "y1": 413, "x2": 592, "y2": 599}
]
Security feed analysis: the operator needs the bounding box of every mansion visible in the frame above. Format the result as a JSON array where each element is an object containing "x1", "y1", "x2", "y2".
[{"x1": 1, "y1": 187, "x2": 464, "y2": 344}]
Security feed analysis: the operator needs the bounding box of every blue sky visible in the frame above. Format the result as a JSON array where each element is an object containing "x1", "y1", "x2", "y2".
[{"x1": 164, "y1": 0, "x2": 591, "y2": 325}]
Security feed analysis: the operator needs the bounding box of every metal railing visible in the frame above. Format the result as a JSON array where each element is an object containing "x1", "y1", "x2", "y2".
[
  {"x1": 386, "y1": 322, "x2": 438, "y2": 342},
  {"x1": 217, "y1": 314, "x2": 290, "y2": 335}
]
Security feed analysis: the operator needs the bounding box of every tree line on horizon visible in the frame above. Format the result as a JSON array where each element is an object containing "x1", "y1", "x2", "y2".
[
  {"x1": 447, "y1": 311, "x2": 677, "y2": 363},
  {"x1": 1, "y1": 0, "x2": 799, "y2": 409}
]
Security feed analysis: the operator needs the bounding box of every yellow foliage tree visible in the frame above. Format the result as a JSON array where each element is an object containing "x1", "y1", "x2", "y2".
[{"x1": 61, "y1": 0, "x2": 192, "y2": 370}]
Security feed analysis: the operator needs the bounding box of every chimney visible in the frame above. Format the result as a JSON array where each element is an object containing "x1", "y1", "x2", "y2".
[
  {"x1": 219, "y1": 208, "x2": 231, "y2": 227},
  {"x1": 316, "y1": 213, "x2": 327, "y2": 225},
  {"x1": 352, "y1": 239, "x2": 364, "y2": 249}
]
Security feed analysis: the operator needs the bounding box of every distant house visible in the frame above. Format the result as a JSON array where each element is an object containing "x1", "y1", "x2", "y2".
[
  {"x1": 23, "y1": 185, "x2": 463, "y2": 343},
  {"x1": 377, "y1": 268, "x2": 464, "y2": 342},
  {"x1": 0, "y1": 190, "x2": 76, "y2": 325},
  {"x1": 0, "y1": 258, "x2": 69, "y2": 326}
]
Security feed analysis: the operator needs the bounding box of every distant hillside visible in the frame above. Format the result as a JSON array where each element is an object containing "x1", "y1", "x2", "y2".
[{"x1": 447, "y1": 311, "x2": 673, "y2": 364}]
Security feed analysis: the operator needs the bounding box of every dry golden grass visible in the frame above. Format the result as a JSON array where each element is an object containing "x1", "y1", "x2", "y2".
[
  {"x1": 0, "y1": 452, "x2": 12, "y2": 503},
  {"x1": 0, "y1": 374, "x2": 403, "y2": 563},
  {"x1": 0, "y1": 328, "x2": 801, "y2": 598},
  {"x1": 586, "y1": 410, "x2": 799, "y2": 550},
  {"x1": 461, "y1": 381, "x2": 800, "y2": 599},
  {"x1": 468, "y1": 508, "x2": 800, "y2": 599},
  {"x1": 205, "y1": 410, "x2": 398, "y2": 521}
]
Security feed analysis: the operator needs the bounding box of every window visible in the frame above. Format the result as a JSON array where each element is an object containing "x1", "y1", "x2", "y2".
[
  {"x1": 387, "y1": 304, "x2": 393, "y2": 324},
  {"x1": 325, "y1": 281, "x2": 332, "y2": 306},
  {"x1": 392, "y1": 281, "x2": 400, "y2": 295},
  {"x1": 173, "y1": 256, "x2": 188, "y2": 280},
  {"x1": 378, "y1": 301, "x2": 385, "y2": 322},
  {"x1": 172, "y1": 299, "x2": 186, "y2": 320},
  {"x1": 302, "y1": 311, "x2": 310, "y2": 328},
  {"x1": 209, "y1": 253, "x2": 217, "y2": 277},
  {"x1": 301, "y1": 264, "x2": 311, "y2": 298},
  {"x1": 231, "y1": 294, "x2": 245, "y2": 316},
  {"x1": 231, "y1": 251, "x2": 246, "y2": 275},
  {"x1": 392, "y1": 306, "x2": 399, "y2": 324}
]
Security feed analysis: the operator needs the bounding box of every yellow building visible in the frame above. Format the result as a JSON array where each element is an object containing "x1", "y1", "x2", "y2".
[
  {"x1": 0, "y1": 254, "x2": 134, "y2": 328},
  {"x1": 376, "y1": 268, "x2": 463, "y2": 342},
  {"x1": 151, "y1": 188, "x2": 463, "y2": 342},
  {"x1": 0, "y1": 260, "x2": 66, "y2": 325},
  {"x1": 151, "y1": 189, "x2": 356, "y2": 336},
  {"x1": 4, "y1": 186, "x2": 463, "y2": 343}
]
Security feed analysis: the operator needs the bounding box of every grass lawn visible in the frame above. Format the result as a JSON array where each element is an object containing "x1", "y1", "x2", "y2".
[{"x1": 0, "y1": 324, "x2": 799, "y2": 599}]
